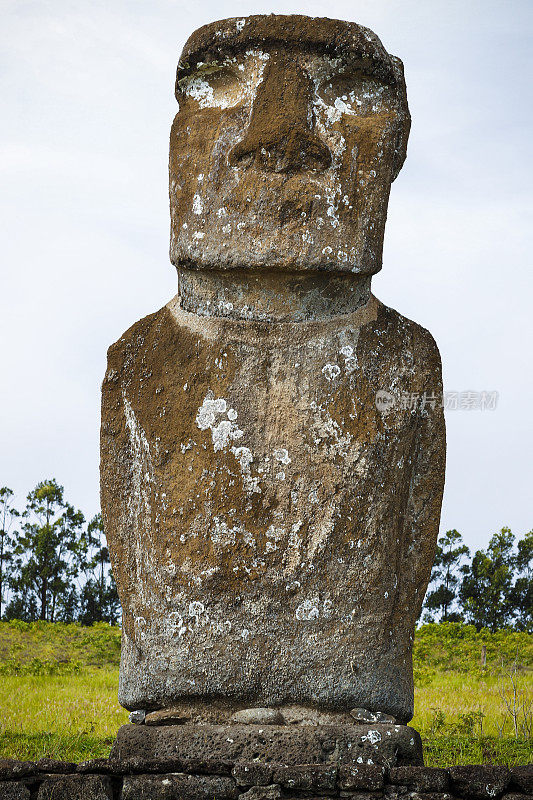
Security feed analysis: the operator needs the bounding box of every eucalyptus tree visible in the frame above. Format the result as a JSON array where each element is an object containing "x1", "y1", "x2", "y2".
[
  {"x1": 0, "y1": 486, "x2": 20, "y2": 617},
  {"x1": 9, "y1": 479, "x2": 85, "y2": 621}
]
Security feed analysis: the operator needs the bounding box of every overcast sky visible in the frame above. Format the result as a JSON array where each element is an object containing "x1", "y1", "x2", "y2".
[{"x1": 1, "y1": 0, "x2": 532, "y2": 554}]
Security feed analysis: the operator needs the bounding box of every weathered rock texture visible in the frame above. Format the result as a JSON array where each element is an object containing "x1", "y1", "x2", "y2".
[
  {"x1": 170, "y1": 15, "x2": 410, "y2": 275},
  {"x1": 109, "y1": 723, "x2": 423, "y2": 770},
  {"x1": 0, "y1": 757, "x2": 531, "y2": 800},
  {"x1": 101, "y1": 294, "x2": 444, "y2": 719},
  {"x1": 100, "y1": 14, "x2": 446, "y2": 722}
]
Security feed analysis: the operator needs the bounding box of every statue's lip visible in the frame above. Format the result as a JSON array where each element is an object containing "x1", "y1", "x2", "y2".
[{"x1": 226, "y1": 163, "x2": 333, "y2": 180}]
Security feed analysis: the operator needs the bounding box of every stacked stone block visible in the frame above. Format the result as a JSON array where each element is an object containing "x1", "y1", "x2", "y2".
[{"x1": 0, "y1": 757, "x2": 531, "y2": 799}]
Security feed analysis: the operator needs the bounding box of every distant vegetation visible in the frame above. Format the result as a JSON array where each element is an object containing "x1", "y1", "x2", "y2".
[
  {"x1": 414, "y1": 622, "x2": 532, "y2": 679},
  {"x1": 0, "y1": 483, "x2": 118, "y2": 624},
  {"x1": 0, "y1": 620, "x2": 120, "y2": 673},
  {"x1": 422, "y1": 528, "x2": 532, "y2": 631}
]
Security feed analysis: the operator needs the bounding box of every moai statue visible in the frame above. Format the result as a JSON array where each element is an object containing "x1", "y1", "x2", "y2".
[{"x1": 101, "y1": 15, "x2": 445, "y2": 733}]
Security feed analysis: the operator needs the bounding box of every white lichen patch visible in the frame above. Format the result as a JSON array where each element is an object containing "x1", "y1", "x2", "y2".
[
  {"x1": 196, "y1": 393, "x2": 243, "y2": 452},
  {"x1": 322, "y1": 363, "x2": 341, "y2": 381},
  {"x1": 314, "y1": 94, "x2": 343, "y2": 126},
  {"x1": 211, "y1": 419, "x2": 242, "y2": 451},
  {"x1": 324, "y1": 186, "x2": 341, "y2": 229},
  {"x1": 362, "y1": 729, "x2": 382, "y2": 744},
  {"x1": 196, "y1": 392, "x2": 227, "y2": 430},
  {"x1": 196, "y1": 392, "x2": 264, "y2": 494},
  {"x1": 266, "y1": 524, "x2": 285, "y2": 543},
  {"x1": 192, "y1": 193, "x2": 204, "y2": 215},
  {"x1": 273, "y1": 447, "x2": 291, "y2": 465},
  {"x1": 295, "y1": 597, "x2": 320, "y2": 620},
  {"x1": 231, "y1": 445, "x2": 252, "y2": 470},
  {"x1": 231, "y1": 445, "x2": 261, "y2": 494},
  {"x1": 210, "y1": 517, "x2": 237, "y2": 546},
  {"x1": 188, "y1": 600, "x2": 205, "y2": 617},
  {"x1": 308, "y1": 487, "x2": 319, "y2": 504}
]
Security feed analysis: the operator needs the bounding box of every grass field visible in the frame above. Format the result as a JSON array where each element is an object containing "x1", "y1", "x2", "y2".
[{"x1": 0, "y1": 621, "x2": 531, "y2": 767}]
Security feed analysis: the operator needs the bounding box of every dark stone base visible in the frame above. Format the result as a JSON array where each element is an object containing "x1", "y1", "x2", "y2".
[
  {"x1": 0, "y1": 737, "x2": 531, "y2": 800},
  {"x1": 109, "y1": 723, "x2": 424, "y2": 771}
]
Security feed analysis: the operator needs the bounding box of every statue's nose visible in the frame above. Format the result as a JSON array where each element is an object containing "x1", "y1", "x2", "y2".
[{"x1": 228, "y1": 54, "x2": 332, "y2": 174}]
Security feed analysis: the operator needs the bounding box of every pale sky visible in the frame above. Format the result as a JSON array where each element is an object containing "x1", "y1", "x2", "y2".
[{"x1": 1, "y1": 0, "x2": 532, "y2": 554}]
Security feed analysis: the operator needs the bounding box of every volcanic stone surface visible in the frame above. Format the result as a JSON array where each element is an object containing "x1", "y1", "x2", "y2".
[
  {"x1": 0, "y1": 783, "x2": 30, "y2": 800},
  {"x1": 109, "y1": 723, "x2": 423, "y2": 770},
  {"x1": 121, "y1": 773, "x2": 238, "y2": 800},
  {"x1": 1, "y1": 762, "x2": 530, "y2": 800},
  {"x1": 100, "y1": 13, "x2": 446, "y2": 723},
  {"x1": 35, "y1": 775, "x2": 113, "y2": 800},
  {"x1": 170, "y1": 15, "x2": 410, "y2": 274}
]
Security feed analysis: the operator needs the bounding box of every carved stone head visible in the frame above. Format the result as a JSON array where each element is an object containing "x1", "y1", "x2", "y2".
[{"x1": 169, "y1": 15, "x2": 410, "y2": 275}]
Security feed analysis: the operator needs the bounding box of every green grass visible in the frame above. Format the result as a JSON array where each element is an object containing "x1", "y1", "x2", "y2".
[
  {"x1": 423, "y1": 736, "x2": 532, "y2": 768},
  {"x1": 413, "y1": 672, "x2": 533, "y2": 766},
  {"x1": 0, "y1": 621, "x2": 531, "y2": 766},
  {"x1": 0, "y1": 669, "x2": 128, "y2": 761}
]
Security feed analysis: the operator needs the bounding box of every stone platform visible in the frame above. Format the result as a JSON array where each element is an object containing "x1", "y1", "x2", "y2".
[
  {"x1": 0, "y1": 750, "x2": 531, "y2": 800},
  {"x1": 109, "y1": 722, "x2": 423, "y2": 771}
]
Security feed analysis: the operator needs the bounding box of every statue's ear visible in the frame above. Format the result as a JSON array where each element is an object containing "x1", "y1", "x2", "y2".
[{"x1": 390, "y1": 56, "x2": 411, "y2": 182}]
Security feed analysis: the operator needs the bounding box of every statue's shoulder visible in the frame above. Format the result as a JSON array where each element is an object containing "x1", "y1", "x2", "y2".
[
  {"x1": 106, "y1": 303, "x2": 171, "y2": 365},
  {"x1": 370, "y1": 298, "x2": 442, "y2": 376},
  {"x1": 103, "y1": 301, "x2": 188, "y2": 393},
  {"x1": 103, "y1": 296, "x2": 208, "y2": 389}
]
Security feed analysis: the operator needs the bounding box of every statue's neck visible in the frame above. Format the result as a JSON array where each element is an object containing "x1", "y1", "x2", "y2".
[{"x1": 177, "y1": 267, "x2": 372, "y2": 323}]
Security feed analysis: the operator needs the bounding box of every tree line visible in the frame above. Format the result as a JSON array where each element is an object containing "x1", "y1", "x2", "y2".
[
  {"x1": 1, "y1": 480, "x2": 531, "y2": 630},
  {"x1": 423, "y1": 528, "x2": 532, "y2": 631},
  {"x1": 0, "y1": 481, "x2": 119, "y2": 624}
]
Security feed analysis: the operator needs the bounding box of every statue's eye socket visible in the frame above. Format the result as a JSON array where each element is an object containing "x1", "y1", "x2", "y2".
[
  {"x1": 316, "y1": 71, "x2": 387, "y2": 113},
  {"x1": 317, "y1": 74, "x2": 356, "y2": 105},
  {"x1": 178, "y1": 63, "x2": 244, "y2": 108},
  {"x1": 203, "y1": 65, "x2": 242, "y2": 92}
]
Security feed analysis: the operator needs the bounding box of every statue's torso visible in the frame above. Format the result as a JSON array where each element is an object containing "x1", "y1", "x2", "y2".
[{"x1": 101, "y1": 294, "x2": 445, "y2": 719}]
